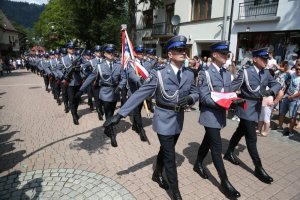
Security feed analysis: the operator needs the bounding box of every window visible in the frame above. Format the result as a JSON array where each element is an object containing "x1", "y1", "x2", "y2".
[
  {"x1": 254, "y1": 0, "x2": 279, "y2": 5},
  {"x1": 192, "y1": 0, "x2": 212, "y2": 21},
  {"x1": 143, "y1": 9, "x2": 153, "y2": 29}
]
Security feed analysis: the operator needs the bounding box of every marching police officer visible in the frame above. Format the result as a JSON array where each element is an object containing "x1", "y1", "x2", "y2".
[
  {"x1": 146, "y1": 48, "x2": 158, "y2": 69},
  {"x1": 126, "y1": 44, "x2": 151, "y2": 141},
  {"x1": 104, "y1": 35, "x2": 199, "y2": 200},
  {"x1": 57, "y1": 41, "x2": 81, "y2": 125},
  {"x1": 88, "y1": 45, "x2": 104, "y2": 120},
  {"x1": 56, "y1": 47, "x2": 70, "y2": 113},
  {"x1": 76, "y1": 44, "x2": 126, "y2": 147},
  {"x1": 224, "y1": 48, "x2": 281, "y2": 184},
  {"x1": 52, "y1": 49, "x2": 62, "y2": 105},
  {"x1": 196, "y1": 41, "x2": 240, "y2": 198},
  {"x1": 39, "y1": 53, "x2": 51, "y2": 92}
]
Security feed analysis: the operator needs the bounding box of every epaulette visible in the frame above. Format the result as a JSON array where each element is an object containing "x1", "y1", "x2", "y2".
[{"x1": 242, "y1": 65, "x2": 250, "y2": 69}]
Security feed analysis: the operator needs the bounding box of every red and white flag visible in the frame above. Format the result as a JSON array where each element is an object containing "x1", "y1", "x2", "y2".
[
  {"x1": 121, "y1": 28, "x2": 149, "y2": 80},
  {"x1": 211, "y1": 91, "x2": 247, "y2": 110}
]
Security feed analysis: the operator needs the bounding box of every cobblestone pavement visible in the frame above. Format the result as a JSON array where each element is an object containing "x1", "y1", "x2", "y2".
[{"x1": 0, "y1": 70, "x2": 300, "y2": 200}]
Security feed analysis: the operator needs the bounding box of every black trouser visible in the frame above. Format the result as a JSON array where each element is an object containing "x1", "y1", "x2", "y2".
[
  {"x1": 43, "y1": 75, "x2": 49, "y2": 90},
  {"x1": 197, "y1": 127, "x2": 226, "y2": 178},
  {"x1": 102, "y1": 101, "x2": 117, "y2": 133},
  {"x1": 228, "y1": 118, "x2": 261, "y2": 165},
  {"x1": 92, "y1": 86, "x2": 101, "y2": 109},
  {"x1": 49, "y1": 77, "x2": 55, "y2": 95},
  {"x1": 156, "y1": 133, "x2": 180, "y2": 187},
  {"x1": 61, "y1": 82, "x2": 69, "y2": 105},
  {"x1": 67, "y1": 85, "x2": 80, "y2": 114},
  {"x1": 120, "y1": 87, "x2": 128, "y2": 107},
  {"x1": 86, "y1": 85, "x2": 94, "y2": 107},
  {"x1": 132, "y1": 102, "x2": 143, "y2": 128},
  {"x1": 55, "y1": 80, "x2": 61, "y2": 100}
]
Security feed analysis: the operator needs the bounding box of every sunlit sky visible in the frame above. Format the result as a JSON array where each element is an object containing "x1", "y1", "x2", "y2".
[{"x1": 9, "y1": 0, "x2": 48, "y2": 5}]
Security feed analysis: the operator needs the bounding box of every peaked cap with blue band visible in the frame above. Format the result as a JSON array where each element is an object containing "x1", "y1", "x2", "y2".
[
  {"x1": 252, "y1": 47, "x2": 269, "y2": 59},
  {"x1": 49, "y1": 50, "x2": 55, "y2": 55},
  {"x1": 60, "y1": 48, "x2": 67, "y2": 55},
  {"x1": 210, "y1": 41, "x2": 230, "y2": 53},
  {"x1": 94, "y1": 45, "x2": 101, "y2": 52},
  {"x1": 66, "y1": 41, "x2": 75, "y2": 49},
  {"x1": 165, "y1": 35, "x2": 187, "y2": 51},
  {"x1": 75, "y1": 49, "x2": 81, "y2": 56},
  {"x1": 103, "y1": 44, "x2": 115, "y2": 52},
  {"x1": 134, "y1": 44, "x2": 144, "y2": 53},
  {"x1": 84, "y1": 50, "x2": 92, "y2": 56},
  {"x1": 54, "y1": 49, "x2": 60, "y2": 55}
]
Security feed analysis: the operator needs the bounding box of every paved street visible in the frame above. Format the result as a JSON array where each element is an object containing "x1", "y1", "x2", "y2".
[{"x1": 0, "y1": 70, "x2": 300, "y2": 200}]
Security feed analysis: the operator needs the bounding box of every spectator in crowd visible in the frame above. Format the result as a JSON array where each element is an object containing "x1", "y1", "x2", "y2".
[
  {"x1": 16, "y1": 58, "x2": 22, "y2": 69},
  {"x1": 267, "y1": 51, "x2": 278, "y2": 69},
  {"x1": 206, "y1": 57, "x2": 212, "y2": 67},
  {"x1": 277, "y1": 62, "x2": 300, "y2": 137},
  {"x1": 193, "y1": 56, "x2": 201, "y2": 70},
  {"x1": 288, "y1": 53, "x2": 298, "y2": 70},
  {"x1": 257, "y1": 95, "x2": 274, "y2": 137},
  {"x1": 201, "y1": 56, "x2": 208, "y2": 71},
  {"x1": 273, "y1": 61, "x2": 290, "y2": 111},
  {"x1": 224, "y1": 52, "x2": 233, "y2": 69}
]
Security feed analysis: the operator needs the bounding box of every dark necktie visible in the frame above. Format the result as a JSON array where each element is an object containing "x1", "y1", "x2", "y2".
[
  {"x1": 259, "y1": 69, "x2": 262, "y2": 80},
  {"x1": 109, "y1": 62, "x2": 112, "y2": 70},
  {"x1": 220, "y1": 67, "x2": 224, "y2": 79},
  {"x1": 70, "y1": 56, "x2": 74, "y2": 62},
  {"x1": 177, "y1": 70, "x2": 181, "y2": 83}
]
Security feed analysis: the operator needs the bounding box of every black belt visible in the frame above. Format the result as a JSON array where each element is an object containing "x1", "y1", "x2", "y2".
[
  {"x1": 101, "y1": 83, "x2": 117, "y2": 87},
  {"x1": 156, "y1": 101, "x2": 183, "y2": 112},
  {"x1": 240, "y1": 95, "x2": 263, "y2": 101}
]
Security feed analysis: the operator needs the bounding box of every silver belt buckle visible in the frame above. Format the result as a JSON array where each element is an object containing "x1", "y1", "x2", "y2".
[{"x1": 174, "y1": 105, "x2": 180, "y2": 112}]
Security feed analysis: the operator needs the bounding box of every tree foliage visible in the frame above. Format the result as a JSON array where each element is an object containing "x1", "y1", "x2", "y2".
[
  {"x1": 34, "y1": 0, "x2": 162, "y2": 51},
  {"x1": 0, "y1": 0, "x2": 45, "y2": 28}
]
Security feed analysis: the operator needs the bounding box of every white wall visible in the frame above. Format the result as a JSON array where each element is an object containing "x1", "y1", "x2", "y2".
[{"x1": 229, "y1": 0, "x2": 300, "y2": 58}]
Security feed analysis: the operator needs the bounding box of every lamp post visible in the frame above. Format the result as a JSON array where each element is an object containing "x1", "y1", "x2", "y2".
[{"x1": 47, "y1": 21, "x2": 67, "y2": 42}]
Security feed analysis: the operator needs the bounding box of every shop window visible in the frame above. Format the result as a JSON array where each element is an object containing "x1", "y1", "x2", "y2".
[
  {"x1": 143, "y1": 9, "x2": 153, "y2": 29},
  {"x1": 192, "y1": 0, "x2": 212, "y2": 21}
]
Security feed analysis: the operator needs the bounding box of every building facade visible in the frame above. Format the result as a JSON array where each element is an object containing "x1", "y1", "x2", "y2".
[
  {"x1": 0, "y1": 9, "x2": 20, "y2": 57},
  {"x1": 136, "y1": 0, "x2": 233, "y2": 58},
  {"x1": 229, "y1": 0, "x2": 300, "y2": 65}
]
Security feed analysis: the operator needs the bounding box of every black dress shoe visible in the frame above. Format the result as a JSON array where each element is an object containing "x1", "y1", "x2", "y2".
[
  {"x1": 96, "y1": 108, "x2": 103, "y2": 121},
  {"x1": 255, "y1": 166, "x2": 273, "y2": 184},
  {"x1": 104, "y1": 128, "x2": 110, "y2": 137},
  {"x1": 72, "y1": 115, "x2": 79, "y2": 125},
  {"x1": 131, "y1": 124, "x2": 138, "y2": 133},
  {"x1": 221, "y1": 178, "x2": 241, "y2": 198},
  {"x1": 193, "y1": 163, "x2": 208, "y2": 179},
  {"x1": 64, "y1": 104, "x2": 69, "y2": 113},
  {"x1": 224, "y1": 152, "x2": 240, "y2": 165},
  {"x1": 152, "y1": 173, "x2": 169, "y2": 190},
  {"x1": 171, "y1": 188, "x2": 182, "y2": 200},
  {"x1": 57, "y1": 99, "x2": 61, "y2": 105},
  {"x1": 139, "y1": 129, "x2": 147, "y2": 142},
  {"x1": 110, "y1": 134, "x2": 118, "y2": 147}
]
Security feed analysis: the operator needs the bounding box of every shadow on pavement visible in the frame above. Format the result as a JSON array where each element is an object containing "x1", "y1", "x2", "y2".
[
  {"x1": 28, "y1": 86, "x2": 42, "y2": 89},
  {"x1": 0, "y1": 125, "x2": 25, "y2": 173},
  {"x1": 182, "y1": 140, "x2": 250, "y2": 198},
  {"x1": 117, "y1": 153, "x2": 185, "y2": 176},
  {"x1": 0, "y1": 171, "x2": 43, "y2": 199}
]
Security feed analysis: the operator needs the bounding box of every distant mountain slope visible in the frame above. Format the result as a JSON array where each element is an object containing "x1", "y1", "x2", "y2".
[{"x1": 0, "y1": 0, "x2": 45, "y2": 28}]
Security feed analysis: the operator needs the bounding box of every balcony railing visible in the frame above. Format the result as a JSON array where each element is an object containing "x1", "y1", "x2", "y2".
[
  {"x1": 152, "y1": 22, "x2": 173, "y2": 35},
  {"x1": 238, "y1": 0, "x2": 279, "y2": 19}
]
